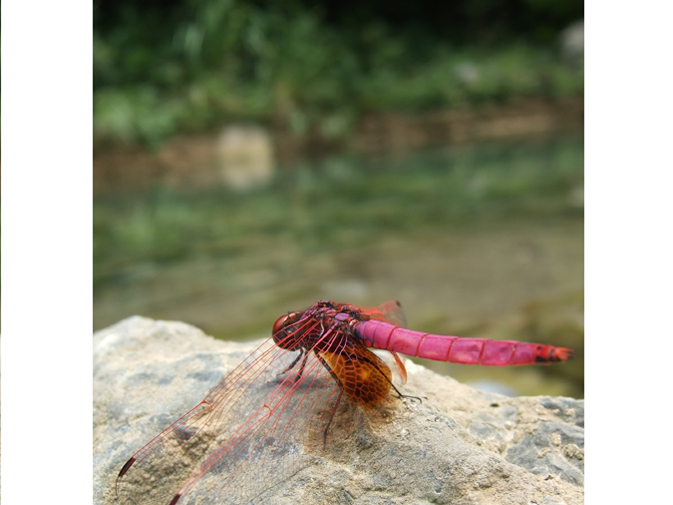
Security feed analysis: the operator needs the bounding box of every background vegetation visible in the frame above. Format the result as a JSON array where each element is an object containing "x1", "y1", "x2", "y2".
[
  {"x1": 94, "y1": 138, "x2": 583, "y2": 285},
  {"x1": 94, "y1": 0, "x2": 583, "y2": 147}
]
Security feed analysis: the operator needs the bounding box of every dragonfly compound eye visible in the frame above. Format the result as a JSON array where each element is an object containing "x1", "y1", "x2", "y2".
[
  {"x1": 272, "y1": 314, "x2": 290, "y2": 336},
  {"x1": 273, "y1": 312, "x2": 305, "y2": 350}
]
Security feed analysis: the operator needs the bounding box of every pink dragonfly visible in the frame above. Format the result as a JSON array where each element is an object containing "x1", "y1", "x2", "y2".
[{"x1": 116, "y1": 300, "x2": 572, "y2": 504}]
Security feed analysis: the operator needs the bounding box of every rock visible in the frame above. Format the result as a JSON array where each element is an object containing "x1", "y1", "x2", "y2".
[
  {"x1": 454, "y1": 62, "x2": 480, "y2": 86},
  {"x1": 94, "y1": 317, "x2": 584, "y2": 505},
  {"x1": 560, "y1": 20, "x2": 584, "y2": 66},
  {"x1": 216, "y1": 125, "x2": 275, "y2": 190}
]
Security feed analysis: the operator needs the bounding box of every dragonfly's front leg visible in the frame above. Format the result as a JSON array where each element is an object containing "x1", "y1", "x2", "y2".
[
  {"x1": 282, "y1": 348, "x2": 305, "y2": 373},
  {"x1": 283, "y1": 321, "x2": 340, "y2": 385},
  {"x1": 277, "y1": 347, "x2": 311, "y2": 385}
]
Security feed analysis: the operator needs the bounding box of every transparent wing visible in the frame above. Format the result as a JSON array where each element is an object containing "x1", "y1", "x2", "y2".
[
  {"x1": 355, "y1": 300, "x2": 409, "y2": 384},
  {"x1": 359, "y1": 300, "x2": 407, "y2": 327},
  {"x1": 117, "y1": 329, "x2": 356, "y2": 504}
]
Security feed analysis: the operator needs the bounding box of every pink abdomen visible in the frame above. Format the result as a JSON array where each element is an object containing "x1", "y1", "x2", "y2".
[{"x1": 356, "y1": 319, "x2": 572, "y2": 366}]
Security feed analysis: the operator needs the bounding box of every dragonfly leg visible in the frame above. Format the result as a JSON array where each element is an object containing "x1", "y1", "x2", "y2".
[
  {"x1": 276, "y1": 347, "x2": 311, "y2": 387},
  {"x1": 312, "y1": 352, "x2": 349, "y2": 448},
  {"x1": 352, "y1": 349, "x2": 423, "y2": 404},
  {"x1": 295, "y1": 349, "x2": 309, "y2": 379},
  {"x1": 351, "y1": 348, "x2": 422, "y2": 404},
  {"x1": 391, "y1": 385, "x2": 422, "y2": 404},
  {"x1": 314, "y1": 352, "x2": 345, "y2": 393},
  {"x1": 321, "y1": 387, "x2": 344, "y2": 449},
  {"x1": 283, "y1": 347, "x2": 305, "y2": 373}
]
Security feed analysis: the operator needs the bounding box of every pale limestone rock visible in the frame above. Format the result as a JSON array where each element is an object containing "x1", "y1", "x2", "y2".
[{"x1": 216, "y1": 125, "x2": 274, "y2": 190}]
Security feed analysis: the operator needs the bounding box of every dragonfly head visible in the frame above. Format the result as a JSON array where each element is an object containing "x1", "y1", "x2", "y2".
[{"x1": 272, "y1": 311, "x2": 303, "y2": 350}]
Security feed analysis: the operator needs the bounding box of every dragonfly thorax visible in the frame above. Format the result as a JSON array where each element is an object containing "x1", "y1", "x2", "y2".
[{"x1": 272, "y1": 301, "x2": 369, "y2": 353}]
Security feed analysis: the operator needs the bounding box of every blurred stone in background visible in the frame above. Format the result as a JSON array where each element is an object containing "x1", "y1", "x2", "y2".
[
  {"x1": 561, "y1": 20, "x2": 584, "y2": 67},
  {"x1": 216, "y1": 125, "x2": 275, "y2": 191}
]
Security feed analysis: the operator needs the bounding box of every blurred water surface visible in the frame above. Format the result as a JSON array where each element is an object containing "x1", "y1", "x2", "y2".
[{"x1": 94, "y1": 135, "x2": 583, "y2": 398}]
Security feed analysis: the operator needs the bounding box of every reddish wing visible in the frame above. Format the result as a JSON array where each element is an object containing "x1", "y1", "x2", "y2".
[
  {"x1": 353, "y1": 300, "x2": 409, "y2": 384},
  {"x1": 117, "y1": 317, "x2": 361, "y2": 505},
  {"x1": 319, "y1": 338, "x2": 393, "y2": 406},
  {"x1": 357, "y1": 299, "x2": 407, "y2": 327}
]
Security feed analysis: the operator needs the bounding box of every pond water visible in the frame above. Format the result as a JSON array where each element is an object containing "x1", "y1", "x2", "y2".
[{"x1": 94, "y1": 135, "x2": 583, "y2": 398}]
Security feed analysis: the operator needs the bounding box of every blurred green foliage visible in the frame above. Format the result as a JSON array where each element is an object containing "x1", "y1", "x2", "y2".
[
  {"x1": 94, "y1": 0, "x2": 583, "y2": 147},
  {"x1": 94, "y1": 136, "x2": 583, "y2": 287}
]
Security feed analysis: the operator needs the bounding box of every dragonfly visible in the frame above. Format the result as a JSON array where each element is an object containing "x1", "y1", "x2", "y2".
[{"x1": 116, "y1": 300, "x2": 573, "y2": 505}]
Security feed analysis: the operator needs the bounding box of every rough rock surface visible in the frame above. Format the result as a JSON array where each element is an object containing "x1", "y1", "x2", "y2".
[{"x1": 94, "y1": 317, "x2": 584, "y2": 505}]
